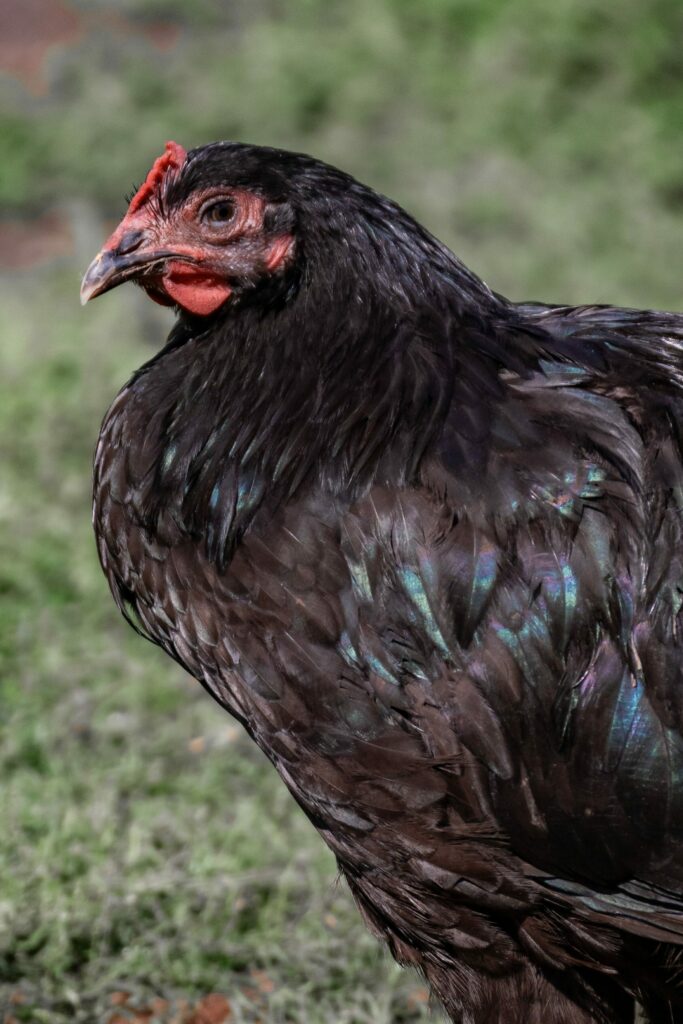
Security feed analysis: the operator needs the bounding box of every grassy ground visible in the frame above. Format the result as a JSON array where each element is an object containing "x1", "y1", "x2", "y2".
[{"x1": 1, "y1": 1, "x2": 681, "y2": 1021}]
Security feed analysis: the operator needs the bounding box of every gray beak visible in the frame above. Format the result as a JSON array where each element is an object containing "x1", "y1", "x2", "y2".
[{"x1": 80, "y1": 231, "x2": 176, "y2": 304}]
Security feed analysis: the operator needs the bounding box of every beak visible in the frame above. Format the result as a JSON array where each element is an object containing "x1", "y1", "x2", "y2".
[{"x1": 80, "y1": 230, "x2": 178, "y2": 305}]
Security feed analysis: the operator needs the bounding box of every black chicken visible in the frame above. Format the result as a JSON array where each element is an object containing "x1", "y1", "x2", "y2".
[{"x1": 81, "y1": 141, "x2": 683, "y2": 1024}]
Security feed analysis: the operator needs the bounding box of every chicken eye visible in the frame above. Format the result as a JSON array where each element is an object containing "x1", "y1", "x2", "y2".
[{"x1": 201, "y1": 199, "x2": 236, "y2": 227}]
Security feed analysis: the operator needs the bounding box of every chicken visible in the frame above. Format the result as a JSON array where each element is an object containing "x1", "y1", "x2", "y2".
[{"x1": 81, "y1": 141, "x2": 683, "y2": 1024}]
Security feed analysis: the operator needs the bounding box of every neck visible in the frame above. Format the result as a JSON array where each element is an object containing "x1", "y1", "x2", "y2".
[{"x1": 117, "y1": 212, "x2": 509, "y2": 566}]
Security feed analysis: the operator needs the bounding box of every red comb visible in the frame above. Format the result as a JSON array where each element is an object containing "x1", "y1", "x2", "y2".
[{"x1": 127, "y1": 141, "x2": 187, "y2": 213}]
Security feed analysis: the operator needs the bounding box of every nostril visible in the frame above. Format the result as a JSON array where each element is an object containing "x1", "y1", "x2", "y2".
[{"x1": 117, "y1": 230, "x2": 145, "y2": 255}]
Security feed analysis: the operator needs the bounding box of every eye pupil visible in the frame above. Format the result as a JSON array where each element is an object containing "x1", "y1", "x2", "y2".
[{"x1": 203, "y1": 200, "x2": 235, "y2": 225}]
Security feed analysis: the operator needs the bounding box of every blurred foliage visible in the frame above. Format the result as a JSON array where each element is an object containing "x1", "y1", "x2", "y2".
[
  {"x1": 0, "y1": 0, "x2": 681, "y2": 1019},
  {"x1": 2, "y1": 0, "x2": 682, "y2": 304}
]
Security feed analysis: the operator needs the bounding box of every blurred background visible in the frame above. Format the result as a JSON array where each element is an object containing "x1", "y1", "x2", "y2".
[{"x1": 0, "y1": 1, "x2": 681, "y2": 1021}]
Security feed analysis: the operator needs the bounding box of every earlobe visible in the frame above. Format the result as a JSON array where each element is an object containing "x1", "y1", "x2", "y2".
[{"x1": 264, "y1": 235, "x2": 294, "y2": 272}]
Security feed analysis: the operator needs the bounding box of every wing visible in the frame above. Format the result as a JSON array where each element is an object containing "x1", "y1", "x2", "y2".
[{"x1": 404, "y1": 301, "x2": 683, "y2": 930}]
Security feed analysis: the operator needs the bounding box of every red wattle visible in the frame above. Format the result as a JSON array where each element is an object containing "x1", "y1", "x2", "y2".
[{"x1": 162, "y1": 261, "x2": 233, "y2": 316}]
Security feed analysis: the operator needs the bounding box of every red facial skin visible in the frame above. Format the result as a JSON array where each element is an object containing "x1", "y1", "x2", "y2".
[{"x1": 95, "y1": 142, "x2": 293, "y2": 316}]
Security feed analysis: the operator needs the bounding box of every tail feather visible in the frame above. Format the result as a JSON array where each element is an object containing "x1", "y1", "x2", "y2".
[{"x1": 514, "y1": 301, "x2": 683, "y2": 393}]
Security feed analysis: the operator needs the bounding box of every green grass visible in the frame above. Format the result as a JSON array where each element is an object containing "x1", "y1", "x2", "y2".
[{"x1": 1, "y1": 0, "x2": 681, "y2": 1020}]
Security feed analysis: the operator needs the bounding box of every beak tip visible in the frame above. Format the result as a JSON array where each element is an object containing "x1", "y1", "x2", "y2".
[{"x1": 79, "y1": 252, "x2": 107, "y2": 306}]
